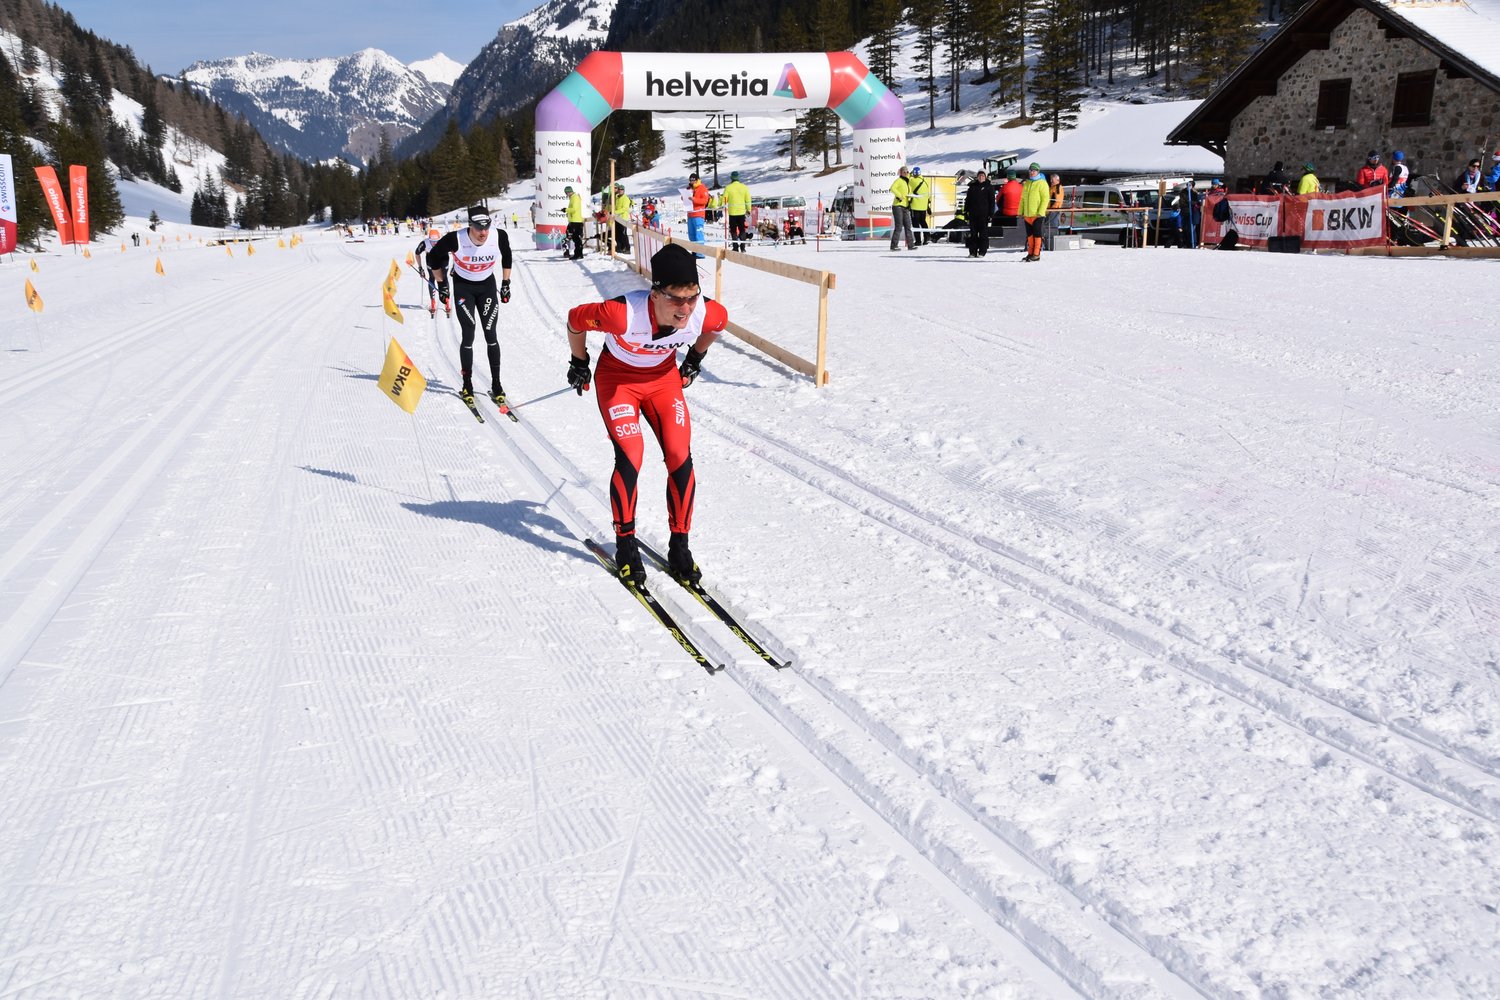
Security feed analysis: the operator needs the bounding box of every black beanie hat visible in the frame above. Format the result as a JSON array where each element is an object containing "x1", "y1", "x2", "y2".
[{"x1": 650, "y1": 244, "x2": 700, "y2": 289}]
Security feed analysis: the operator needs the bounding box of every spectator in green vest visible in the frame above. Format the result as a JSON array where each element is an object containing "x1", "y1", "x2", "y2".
[
  {"x1": 908, "y1": 167, "x2": 932, "y2": 246},
  {"x1": 610, "y1": 182, "x2": 632, "y2": 254},
  {"x1": 564, "y1": 185, "x2": 585, "y2": 259},
  {"x1": 1296, "y1": 163, "x2": 1320, "y2": 196},
  {"x1": 724, "y1": 171, "x2": 752, "y2": 252}
]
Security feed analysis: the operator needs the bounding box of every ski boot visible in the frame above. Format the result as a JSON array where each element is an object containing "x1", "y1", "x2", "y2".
[
  {"x1": 615, "y1": 535, "x2": 647, "y2": 586},
  {"x1": 667, "y1": 532, "x2": 702, "y2": 585},
  {"x1": 488, "y1": 383, "x2": 507, "y2": 408},
  {"x1": 458, "y1": 371, "x2": 475, "y2": 405}
]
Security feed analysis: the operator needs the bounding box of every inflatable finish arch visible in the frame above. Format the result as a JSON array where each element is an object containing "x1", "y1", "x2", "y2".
[{"x1": 534, "y1": 51, "x2": 905, "y2": 248}]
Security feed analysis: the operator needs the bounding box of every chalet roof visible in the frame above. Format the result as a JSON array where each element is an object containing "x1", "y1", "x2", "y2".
[
  {"x1": 1167, "y1": 0, "x2": 1500, "y2": 151},
  {"x1": 1035, "y1": 101, "x2": 1223, "y2": 178}
]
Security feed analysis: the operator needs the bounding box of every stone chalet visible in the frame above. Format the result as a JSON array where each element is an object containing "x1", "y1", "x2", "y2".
[{"x1": 1167, "y1": 0, "x2": 1500, "y2": 190}]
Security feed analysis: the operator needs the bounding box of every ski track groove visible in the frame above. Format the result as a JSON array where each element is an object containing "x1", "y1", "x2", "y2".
[
  {"x1": 689, "y1": 398, "x2": 1500, "y2": 822},
  {"x1": 0, "y1": 260, "x2": 343, "y2": 688},
  {"x1": 893, "y1": 296, "x2": 1495, "y2": 501},
  {"x1": 457, "y1": 257, "x2": 1201, "y2": 999},
  {"x1": 0, "y1": 249, "x2": 353, "y2": 998},
  {"x1": 853, "y1": 301, "x2": 1496, "y2": 708}
]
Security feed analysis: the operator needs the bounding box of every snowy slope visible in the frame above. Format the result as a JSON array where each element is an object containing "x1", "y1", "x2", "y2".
[{"x1": 1, "y1": 214, "x2": 1497, "y2": 997}]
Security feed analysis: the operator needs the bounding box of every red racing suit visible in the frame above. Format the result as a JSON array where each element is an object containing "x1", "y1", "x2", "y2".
[{"x1": 567, "y1": 289, "x2": 728, "y2": 537}]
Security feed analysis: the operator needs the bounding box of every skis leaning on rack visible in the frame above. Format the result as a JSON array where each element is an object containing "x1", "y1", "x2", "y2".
[{"x1": 584, "y1": 539, "x2": 723, "y2": 674}]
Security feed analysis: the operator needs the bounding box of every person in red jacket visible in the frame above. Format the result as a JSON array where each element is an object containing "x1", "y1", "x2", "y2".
[
  {"x1": 565, "y1": 244, "x2": 727, "y2": 585},
  {"x1": 685, "y1": 173, "x2": 711, "y2": 254},
  {"x1": 998, "y1": 169, "x2": 1024, "y2": 220},
  {"x1": 1354, "y1": 150, "x2": 1389, "y2": 192}
]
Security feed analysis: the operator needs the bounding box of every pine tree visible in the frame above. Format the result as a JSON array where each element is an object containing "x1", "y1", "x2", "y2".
[
  {"x1": 497, "y1": 132, "x2": 518, "y2": 191},
  {"x1": 992, "y1": 0, "x2": 1033, "y2": 113},
  {"x1": 680, "y1": 131, "x2": 705, "y2": 178},
  {"x1": 702, "y1": 129, "x2": 731, "y2": 187},
  {"x1": 908, "y1": 4, "x2": 943, "y2": 130},
  {"x1": 941, "y1": 0, "x2": 967, "y2": 114},
  {"x1": 429, "y1": 118, "x2": 472, "y2": 214},
  {"x1": 0, "y1": 51, "x2": 45, "y2": 246},
  {"x1": 1031, "y1": 0, "x2": 1085, "y2": 141},
  {"x1": 865, "y1": 0, "x2": 903, "y2": 92},
  {"x1": 1186, "y1": 0, "x2": 1262, "y2": 96},
  {"x1": 49, "y1": 113, "x2": 125, "y2": 234}
]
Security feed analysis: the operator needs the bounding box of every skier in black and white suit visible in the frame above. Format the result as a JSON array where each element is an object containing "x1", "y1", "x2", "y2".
[{"x1": 427, "y1": 205, "x2": 514, "y2": 404}]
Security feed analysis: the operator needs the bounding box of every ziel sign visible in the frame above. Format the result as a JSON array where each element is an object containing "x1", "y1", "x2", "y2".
[{"x1": 652, "y1": 111, "x2": 799, "y2": 131}]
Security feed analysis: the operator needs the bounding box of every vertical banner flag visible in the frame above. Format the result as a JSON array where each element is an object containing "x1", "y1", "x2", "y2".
[
  {"x1": 0, "y1": 154, "x2": 17, "y2": 255},
  {"x1": 24, "y1": 278, "x2": 43, "y2": 313},
  {"x1": 34, "y1": 166, "x2": 74, "y2": 244},
  {"x1": 155, "y1": 257, "x2": 165, "y2": 276},
  {"x1": 68, "y1": 165, "x2": 89, "y2": 244},
  {"x1": 377, "y1": 338, "x2": 426, "y2": 413}
]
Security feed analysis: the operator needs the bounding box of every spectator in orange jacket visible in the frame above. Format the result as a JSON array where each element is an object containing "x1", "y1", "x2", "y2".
[
  {"x1": 1354, "y1": 151, "x2": 1388, "y2": 192},
  {"x1": 686, "y1": 173, "x2": 710, "y2": 253}
]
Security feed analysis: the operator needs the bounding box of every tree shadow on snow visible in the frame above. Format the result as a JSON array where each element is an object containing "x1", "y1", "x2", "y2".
[{"x1": 400, "y1": 499, "x2": 590, "y2": 565}]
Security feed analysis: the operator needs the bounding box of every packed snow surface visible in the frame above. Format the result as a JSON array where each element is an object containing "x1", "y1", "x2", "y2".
[{"x1": 1, "y1": 223, "x2": 1497, "y2": 998}]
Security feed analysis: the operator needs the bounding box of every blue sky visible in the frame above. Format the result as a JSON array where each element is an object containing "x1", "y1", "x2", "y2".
[{"x1": 47, "y1": 0, "x2": 539, "y2": 72}]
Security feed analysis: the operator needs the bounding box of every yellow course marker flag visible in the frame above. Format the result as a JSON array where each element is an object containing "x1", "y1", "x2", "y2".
[
  {"x1": 155, "y1": 257, "x2": 165, "y2": 276},
  {"x1": 377, "y1": 338, "x2": 426, "y2": 414},
  {"x1": 24, "y1": 278, "x2": 43, "y2": 313},
  {"x1": 382, "y1": 287, "x2": 404, "y2": 324}
]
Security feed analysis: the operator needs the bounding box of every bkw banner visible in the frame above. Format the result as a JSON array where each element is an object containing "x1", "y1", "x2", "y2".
[{"x1": 1202, "y1": 189, "x2": 1386, "y2": 250}]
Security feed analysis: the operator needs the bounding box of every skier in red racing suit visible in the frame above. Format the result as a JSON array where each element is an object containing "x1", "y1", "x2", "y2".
[{"x1": 565, "y1": 243, "x2": 727, "y2": 586}]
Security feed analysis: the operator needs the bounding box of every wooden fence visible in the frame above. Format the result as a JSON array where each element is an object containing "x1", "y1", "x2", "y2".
[{"x1": 624, "y1": 223, "x2": 836, "y2": 386}]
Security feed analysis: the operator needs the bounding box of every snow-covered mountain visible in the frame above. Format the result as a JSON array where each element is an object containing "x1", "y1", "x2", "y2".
[
  {"x1": 408, "y1": 52, "x2": 464, "y2": 88},
  {"x1": 401, "y1": 0, "x2": 617, "y2": 155},
  {"x1": 181, "y1": 48, "x2": 455, "y2": 166}
]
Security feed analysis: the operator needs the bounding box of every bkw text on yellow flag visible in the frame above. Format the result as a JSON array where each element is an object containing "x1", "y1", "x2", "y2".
[
  {"x1": 388, "y1": 260, "x2": 401, "y2": 285},
  {"x1": 378, "y1": 339, "x2": 426, "y2": 414},
  {"x1": 24, "y1": 278, "x2": 43, "y2": 313},
  {"x1": 382, "y1": 287, "x2": 404, "y2": 324}
]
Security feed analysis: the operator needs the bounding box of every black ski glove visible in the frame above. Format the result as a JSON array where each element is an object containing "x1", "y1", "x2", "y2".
[
  {"x1": 500, "y1": 279, "x2": 511, "y2": 303},
  {"x1": 679, "y1": 346, "x2": 706, "y2": 388},
  {"x1": 567, "y1": 352, "x2": 591, "y2": 395}
]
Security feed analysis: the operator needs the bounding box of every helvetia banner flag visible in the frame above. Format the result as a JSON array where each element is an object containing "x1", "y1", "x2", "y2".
[
  {"x1": 24, "y1": 278, "x2": 43, "y2": 313},
  {"x1": 382, "y1": 287, "x2": 404, "y2": 324},
  {"x1": 33, "y1": 166, "x2": 73, "y2": 244},
  {"x1": 0, "y1": 154, "x2": 17, "y2": 255},
  {"x1": 377, "y1": 338, "x2": 426, "y2": 413},
  {"x1": 68, "y1": 165, "x2": 89, "y2": 244}
]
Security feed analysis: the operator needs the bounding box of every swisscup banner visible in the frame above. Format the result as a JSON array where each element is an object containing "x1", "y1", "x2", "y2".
[
  {"x1": 1202, "y1": 189, "x2": 1386, "y2": 250},
  {"x1": 534, "y1": 51, "x2": 904, "y2": 248},
  {"x1": 34, "y1": 165, "x2": 73, "y2": 244},
  {"x1": 0, "y1": 154, "x2": 16, "y2": 255}
]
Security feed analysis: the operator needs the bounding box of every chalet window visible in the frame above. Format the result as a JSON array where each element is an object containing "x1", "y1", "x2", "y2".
[
  {"x1": 1315, "y1": 79, "x2": 1351, "y2": 128},
  {"x1": 1391, "y1": 70, "x2": 1436, "y2": 127}
]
